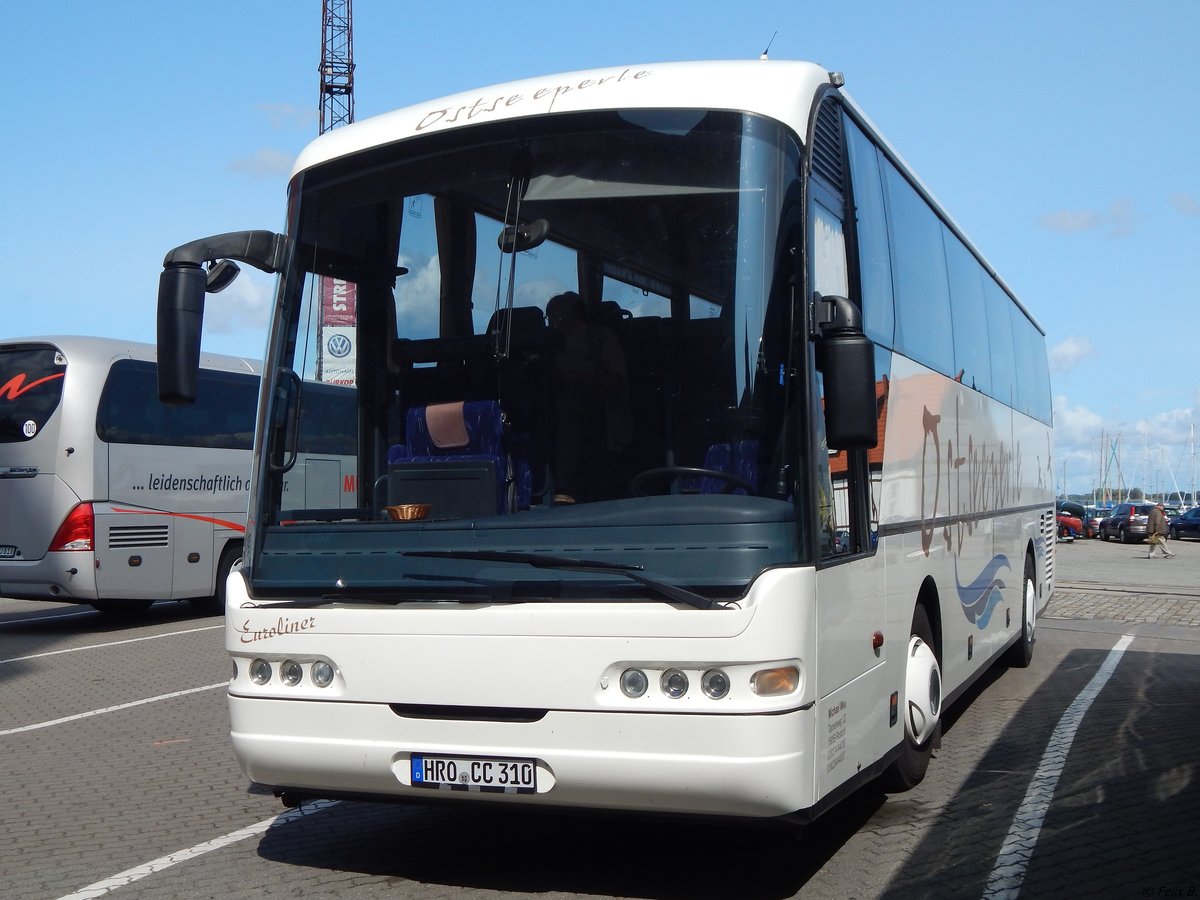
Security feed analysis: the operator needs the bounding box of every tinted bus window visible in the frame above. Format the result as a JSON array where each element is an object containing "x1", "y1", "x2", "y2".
[
  {"x1": 0, "y1": 345, "x2": 67, "y2": 443},
  {"x1": 984, "y1": 280, "x2": 1016, "y2": 407},
  {"x1": 883, "y1": 161, "x2": 953, "y2": 375},
  {"x1": 943, "y1": 229, "x2": 992, "y2": 395},
  {"x1": 845, "y1": 121, "x2": 895, "y2": 347},
  {"x1": 97, "y1": 359, "x2": 258, "y2": 449},
  {"x1": 1027, "y1": 323, "x2": 1052, "y2": 423}
]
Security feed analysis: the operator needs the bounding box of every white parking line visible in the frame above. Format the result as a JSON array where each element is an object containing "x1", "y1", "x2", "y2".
[
  {"x1": 0, "y1": 683, "x2": 226, "y2": 737},
  {"x1": 0, "y1": 624, "x2": 222, "y2": 665},
  {"x1": 56, "y1": 800, "x2": 340, "y2": 900},
  {"x1": 0, "y1": 608, "x2": 93, "y2": 627},
  {"x1": 983, "y1": 633, "x2": 1134, "y2": 899}
]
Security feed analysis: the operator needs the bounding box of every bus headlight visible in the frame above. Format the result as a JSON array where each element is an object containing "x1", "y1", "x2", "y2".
[
  {"x1": 701, "y1": 669, "x2": 731, "y2": 700},
  {"x1": 280, "y1": 660, "x2": 304, "y2": 687},
  {"x1": 249, "y1": 658, "x2": 272, "y2": 685},
  {"x1": 620, "y1": 668, "x2": 648, "y2": 698},
  {"x1": 661, "y1": 669, "x2": 689, "y2": 699},
  {"x1": 311, "y1": 660, "x2": 336, "y2": 688}
]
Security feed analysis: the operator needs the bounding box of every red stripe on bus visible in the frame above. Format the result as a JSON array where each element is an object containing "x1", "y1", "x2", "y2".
[{"x1": 111, "y1": 507, "x2": 246, "y2": 533}]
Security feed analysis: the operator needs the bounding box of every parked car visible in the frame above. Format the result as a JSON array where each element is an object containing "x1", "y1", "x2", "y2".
[
  {"x1": 1098, "y1": 501, "x2": 1157, "y2": 542},
  {"x1": 1083, "y1": 506, "x2": 1111, "y2": 539},
  {"x1": 1056, "y1": 500, "x2": 1085, "y2": 540},
  {"x1": 1169, "y1": 507, "x2": 1200, "y2": 541}
]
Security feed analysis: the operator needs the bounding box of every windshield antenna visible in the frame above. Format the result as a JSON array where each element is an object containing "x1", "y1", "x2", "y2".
[{"x1": 760, "y1": 30, "x2": 777, "y2": 60}]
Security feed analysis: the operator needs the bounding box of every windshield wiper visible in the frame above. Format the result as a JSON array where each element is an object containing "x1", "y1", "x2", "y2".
[{"x1": 402, "y1": 550, "x2": 724, "y2": 610}]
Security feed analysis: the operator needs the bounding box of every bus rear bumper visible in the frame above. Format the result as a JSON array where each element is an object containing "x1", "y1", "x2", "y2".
[
  {"x1": 230, "y1": 694, "x2": 816, "y2": 819},
  {"x1": 0, "y1": 554, "x2": 99, "y2": 602}
]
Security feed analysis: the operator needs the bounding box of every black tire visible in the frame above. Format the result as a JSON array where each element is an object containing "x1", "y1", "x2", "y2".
[
  {"x1": 1005, "y1": 553, "x2": 1036, "y2": 668},
  {"x1": 1100, "y1": 527, "x2": 1109, "y2": 542},
  {"x1": 879, "y1": 604, "x2": 941, "y2": 793},
  {"x1": 188, "y1": 543, "x2": 241, "y2": 616},
  {"x1": 1119, "y1": 526, "x2": 1129, "y2": 544}
]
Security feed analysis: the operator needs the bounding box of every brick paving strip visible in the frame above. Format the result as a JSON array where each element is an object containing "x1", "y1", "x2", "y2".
[{"x1": 1048, "y1": 583, "x2": 1200, "y2": 628}]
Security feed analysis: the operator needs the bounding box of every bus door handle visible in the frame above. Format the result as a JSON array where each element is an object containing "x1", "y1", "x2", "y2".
[{"x1": 268, "y1": 368, "x2": 302, "y2": 475}]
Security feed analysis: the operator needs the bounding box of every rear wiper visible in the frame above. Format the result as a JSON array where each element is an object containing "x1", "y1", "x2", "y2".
[{"x1": 402, "y1": 550, "x2": 724, "y2": 610}]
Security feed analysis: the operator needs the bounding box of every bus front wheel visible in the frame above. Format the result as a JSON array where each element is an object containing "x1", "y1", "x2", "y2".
[{"x1": 879, "y1": 604, "x2": 941, "y2": 793}]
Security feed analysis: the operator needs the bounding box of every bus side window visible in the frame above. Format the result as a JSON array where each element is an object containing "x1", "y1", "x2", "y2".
[{"x1": 810, "y1": 198, "x2": 850, "y2": 560}]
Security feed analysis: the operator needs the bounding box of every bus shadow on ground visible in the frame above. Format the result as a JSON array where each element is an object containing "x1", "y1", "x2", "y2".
[
  {"x1": 249, "y1": 660, "x2": 1018, "y2": 897},
  {"x1": 878, "y1": 647, "x2": 1200, "y2": 899},
  {"x1": 255, "y1": 784, "x2": 887, "y2": 899},
  {"x1": 0, "y1": 600, "x2": 214, "y2": 684}
]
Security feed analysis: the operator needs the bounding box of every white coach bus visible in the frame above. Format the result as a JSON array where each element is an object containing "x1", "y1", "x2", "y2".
[
  {"x1": 0, "y1": 336, "x2": 355, "y2": 614},
  {"x1": 155, "y1": 60, "x2": 1054, "y2": 822}
]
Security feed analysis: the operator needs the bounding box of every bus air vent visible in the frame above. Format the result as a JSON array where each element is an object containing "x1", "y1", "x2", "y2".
[
  {"x1": 109, "y1": 525, "x2": 169, "y2": 549},
  {"x1": 811, "y1": 101, "x2": 845, "y2": 192}
]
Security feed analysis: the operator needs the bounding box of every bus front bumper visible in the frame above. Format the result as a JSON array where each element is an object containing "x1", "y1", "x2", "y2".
[{"x1": 230, "y1": 694, "x2": 816, "y2": 819}]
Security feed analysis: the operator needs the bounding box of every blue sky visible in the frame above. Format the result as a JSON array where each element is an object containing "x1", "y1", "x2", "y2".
[{"x1": 3, "y1": 1, "x2": 1197, "y2": 499}]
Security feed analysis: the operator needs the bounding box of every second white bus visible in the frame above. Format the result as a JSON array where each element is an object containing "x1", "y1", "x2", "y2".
[{"x1": 0, "y1": 336, "x2": 355, "y2": 614}]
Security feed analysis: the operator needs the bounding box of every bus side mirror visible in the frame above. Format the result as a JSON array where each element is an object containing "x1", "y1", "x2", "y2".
[
  {"x1": 814, "y1": 294, "x2": 878, "y2": 450},
  {"x1": 155, "y1": 230, "x2": 290, "y2": 405},
  {"x1": 157, "y1": 263, "x2": 207, "y2": 405}
]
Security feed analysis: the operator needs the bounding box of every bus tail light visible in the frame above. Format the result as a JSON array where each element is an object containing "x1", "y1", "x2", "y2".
[{"x1": 48, "y1": 503, "x2": 94, "y2": 552}]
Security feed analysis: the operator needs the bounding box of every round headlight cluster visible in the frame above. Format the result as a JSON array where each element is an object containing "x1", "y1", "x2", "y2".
[
  {"x1": 619, "y1": 667, "x2": 732, "y2": 701},
  {"x1": 615, "y1": 663, "x2": 799, "y2": 702},
  {"x1": 244, "y1": 658, "x2": 337, "y2": 689}
]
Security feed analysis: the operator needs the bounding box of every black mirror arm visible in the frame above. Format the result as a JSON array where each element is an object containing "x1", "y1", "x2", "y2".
[{"x1": 163, "y1": 230, "x2": 290, "y2": 275}]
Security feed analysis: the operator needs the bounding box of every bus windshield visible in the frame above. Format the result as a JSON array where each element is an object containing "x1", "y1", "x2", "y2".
[{"x1": 252, "y1": 108, "x2": 807, "y2": 602}]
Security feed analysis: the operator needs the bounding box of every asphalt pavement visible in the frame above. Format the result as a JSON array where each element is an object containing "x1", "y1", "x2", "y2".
[{"x1": 1048, "y1": 531, "x2": 1200, "y2": 627}]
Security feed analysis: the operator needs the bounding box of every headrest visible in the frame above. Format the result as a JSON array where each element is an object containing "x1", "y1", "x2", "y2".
[{"x1": 424, "y1": 401, "x2": 469, "y2": 449}]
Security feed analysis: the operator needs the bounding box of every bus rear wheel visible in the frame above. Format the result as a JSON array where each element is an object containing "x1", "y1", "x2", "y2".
[
  {"x1": 879, "y1": 604, "x2": 941, "y2": 793},
  {"x1": 1004, "y1": 553, "x2": 1036, "y2": 668}
]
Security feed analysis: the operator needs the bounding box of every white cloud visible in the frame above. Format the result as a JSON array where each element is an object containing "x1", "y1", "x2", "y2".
[
  {"x1": 1048, "y1": 336, "x2": 1095, "y2": 374},
  {"x1": 1053, "y1": 396, "x2": 1104, "y2": 444},
  {"x1": 256, "y1": 103, "x2": 317, "y2": 130},
  {"x1": 1053, "y1": 392, "x2": 1200, "y2": 497},
  {"x1": 1170, "y1": 192, "x2": 1200, "y2": 215},
  {"x1": 204, "y1": 268, "x2": 273, "y2": 337},
  {"x1": 395, "y1": 252, "x2": 441, "y2": 335},
  {"x1": 228, "y1": 148, "x2": 294, "y2": 179},
  {"x1": 1038, "y1": 209, "x2": 1104, "y2": 233},
  {"x1": 1038, "y1": 200, "x2": 1134, "y2": 237}
]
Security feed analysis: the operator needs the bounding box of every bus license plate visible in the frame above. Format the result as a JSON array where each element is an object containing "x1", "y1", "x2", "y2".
[{"x1": 411, "y1": 754, "x2": 536, "y2": 794}]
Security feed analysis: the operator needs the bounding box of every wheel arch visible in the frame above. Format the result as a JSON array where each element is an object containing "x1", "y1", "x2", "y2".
[{"x1": 915, "y1": 575, "x2": 943, "y2": 664}]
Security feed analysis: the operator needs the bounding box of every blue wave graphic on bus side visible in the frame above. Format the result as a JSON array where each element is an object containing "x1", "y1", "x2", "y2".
[{"x1": 956, "y1": 554, "x2": 1010, "y2": 628}]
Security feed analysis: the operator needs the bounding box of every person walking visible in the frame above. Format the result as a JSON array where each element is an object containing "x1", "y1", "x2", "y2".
[{"x1": 1147, "y1": 502, "x2": 1176, "y2": 559}]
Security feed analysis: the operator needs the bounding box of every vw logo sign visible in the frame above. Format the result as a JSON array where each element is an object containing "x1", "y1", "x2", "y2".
[{"x1": 327, "y1": 334, "x2": 353, "y2": 358}]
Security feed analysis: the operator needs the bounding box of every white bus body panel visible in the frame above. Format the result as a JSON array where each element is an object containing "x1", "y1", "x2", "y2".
[
  {"x1": 227, "y1": 567, "x2": 846, "y2": 818},
  {"x1": 293, "y1": 61, "x2": 834, "y2": 178}
]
